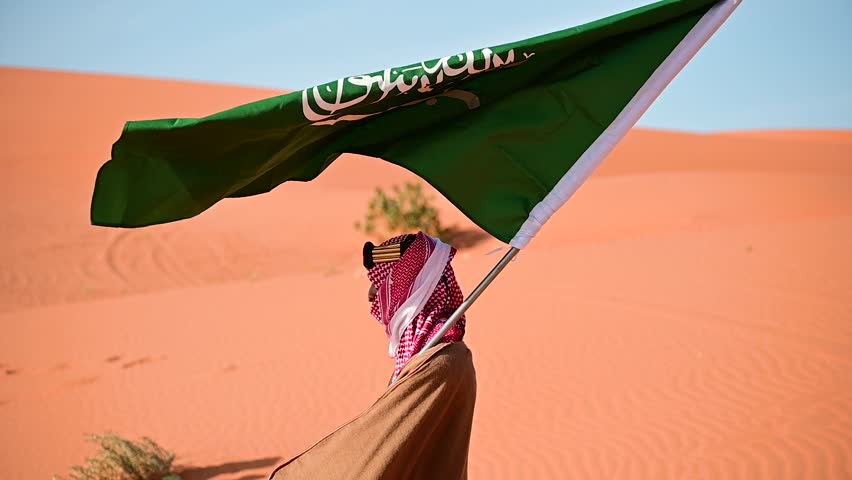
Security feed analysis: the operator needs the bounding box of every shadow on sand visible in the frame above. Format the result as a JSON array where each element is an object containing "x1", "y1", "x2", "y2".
[
  {"x1": 176, "y1": 456, "x2": 281, "y2": 480},
  {"x1": 442, "y1": 226, "x2": 492, "y2": 249}
]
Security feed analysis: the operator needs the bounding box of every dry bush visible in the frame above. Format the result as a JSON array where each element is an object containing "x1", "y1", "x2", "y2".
[
  {"x1": 355, "y1": 182, "x2": 445, "y2": 240},
  {"x1": 54, "y1": 433, "x2": 180, "y2": 480}
]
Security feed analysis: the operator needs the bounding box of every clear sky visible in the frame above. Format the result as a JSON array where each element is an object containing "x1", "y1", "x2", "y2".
[{"x1": 1, "y1": 0, "x2": 849, "y2": 132}]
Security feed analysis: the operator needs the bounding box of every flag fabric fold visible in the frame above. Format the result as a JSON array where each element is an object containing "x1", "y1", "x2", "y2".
[{"x1": 90, "y1": 0, "x2": 740, "y2": 248}]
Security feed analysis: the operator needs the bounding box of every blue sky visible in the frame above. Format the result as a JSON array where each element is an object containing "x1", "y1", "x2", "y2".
[{"x1": 1, "y1": 0, "x2": 849, "y2": 131}]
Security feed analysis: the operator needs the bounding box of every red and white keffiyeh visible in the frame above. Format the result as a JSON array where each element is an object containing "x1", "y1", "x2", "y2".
[{"x1": 367, "y1": 232, "x2": 466, "y2": 381}]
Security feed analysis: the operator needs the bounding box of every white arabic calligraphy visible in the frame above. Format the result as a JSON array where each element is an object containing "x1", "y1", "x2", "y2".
[
  {"x1": 308, "y1": 89, "x2": 482, "y2": 127},
  {"x1": 302, "y1": 48, "x2": 534, "y2": 125}
]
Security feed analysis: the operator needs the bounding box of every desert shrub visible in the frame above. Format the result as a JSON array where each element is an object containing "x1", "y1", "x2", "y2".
[
  {"x1": 355, "y1": 182, "x2": 445, "y2": 240},
  {"x1": 54, "y1": 433, "x2": 180, "y2": 480}
]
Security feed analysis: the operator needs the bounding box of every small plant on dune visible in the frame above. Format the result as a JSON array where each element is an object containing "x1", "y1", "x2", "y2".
[
  {"x1": 355, "y1": 182, "x2": 446, "y2": 240},
  {"x1": 54, "y1": 433, "x2": 181, "y2": 480}
]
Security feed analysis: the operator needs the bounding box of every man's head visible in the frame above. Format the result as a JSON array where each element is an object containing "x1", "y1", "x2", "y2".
[
  {"x1": 361, "y1": 231, "x2": 467, "y2": 376},
  {"x1": 362, "y1": 231, "x2": 464, "y2": 327},
  {"x1": 363, "y1": 233, "x2": 417, "y2": 303}
]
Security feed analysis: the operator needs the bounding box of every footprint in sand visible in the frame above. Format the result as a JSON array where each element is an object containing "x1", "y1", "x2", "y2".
[
  {"x1": 121, "y1": 357, "x2": 153, "y2": 369},
  {"x1": 52, "y1": 362, "x2": 70, "y2": 372},
  {"x1": 65, "y1": 376, "x2": 98, "y2": 388}
]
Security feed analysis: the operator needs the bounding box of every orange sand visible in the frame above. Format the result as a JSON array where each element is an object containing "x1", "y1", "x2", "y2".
[{"x1": 1, "y1": 67, "x2": 850, "y2": 479}]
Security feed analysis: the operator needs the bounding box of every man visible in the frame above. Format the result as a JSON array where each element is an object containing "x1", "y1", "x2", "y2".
[{"x1": 270, "y1": 232, "x2": 477, "y2": 480}]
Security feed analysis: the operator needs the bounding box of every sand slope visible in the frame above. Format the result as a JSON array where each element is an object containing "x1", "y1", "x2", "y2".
[{"x1": 1, "y1": 67, "x2": 850, "y2": 479}]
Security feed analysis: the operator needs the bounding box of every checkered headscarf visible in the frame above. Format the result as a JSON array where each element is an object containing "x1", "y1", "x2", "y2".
[{"x1": 367, "y1": 232, "x2": 466, "y2": 381}]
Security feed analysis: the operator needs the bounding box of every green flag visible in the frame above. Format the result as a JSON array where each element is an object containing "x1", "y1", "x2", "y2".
[{"x1": 91, "y1": 0, "x2": 740, "y2": 248}]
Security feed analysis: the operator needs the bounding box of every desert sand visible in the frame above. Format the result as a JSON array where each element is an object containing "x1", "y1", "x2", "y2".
[{"x1": 0, "y1": 67, "x2": 850, "y2": 479}]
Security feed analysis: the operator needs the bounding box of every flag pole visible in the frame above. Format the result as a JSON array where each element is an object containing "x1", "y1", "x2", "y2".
[{"x1": 418, "y1": 247, "x2": 519, "y2": 355}]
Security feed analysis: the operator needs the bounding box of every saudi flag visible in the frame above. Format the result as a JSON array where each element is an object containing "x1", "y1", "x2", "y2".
[{"x1": 91, "y1": 0, "x2": 740, "y2": 248}]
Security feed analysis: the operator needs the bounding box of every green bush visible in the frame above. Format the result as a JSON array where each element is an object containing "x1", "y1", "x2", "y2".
[
  {"x1": 355, "y1": 182, "x2": 446, "y2": 240},
  {"x1": 54, "y1": 433, "x2": 180, "y2": 480}
]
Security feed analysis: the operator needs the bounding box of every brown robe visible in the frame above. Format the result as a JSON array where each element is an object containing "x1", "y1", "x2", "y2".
[{"x1": 269, "y1": 341, "x2": 477, "y2": 480}]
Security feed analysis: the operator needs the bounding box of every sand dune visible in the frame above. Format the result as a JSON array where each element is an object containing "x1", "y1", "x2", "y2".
[{"x1": 0, "y1": 68, "x2": 850, "y2": 479}]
